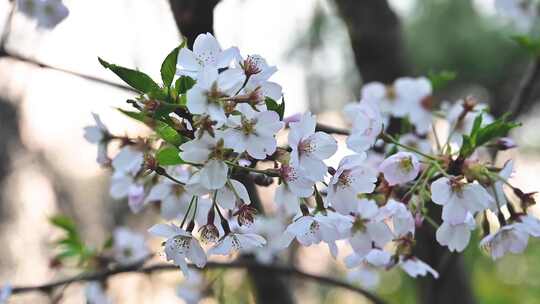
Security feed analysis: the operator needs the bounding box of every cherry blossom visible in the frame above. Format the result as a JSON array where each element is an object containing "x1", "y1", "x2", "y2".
[
  {"x1": 177, "y1": 270, "x2": 204, "y2": 304},
  {"x1": 274, "y1": 164, "x2": 315, "y2": 215},
  {"x1": 180, "y1": 134, "x2": 229, "y2": 190},
  {"x1": 399, "y1": 256, "x2": 439, "y2": 279},
  {"x1": 0, "y1": 284, "x2": 11, "y2": 304},
  {"x1": 375, "y1": 200, "x2": 415, "y2": 238},
  {"x1": 288, "y1": 112, "x2": 337, "y2": 181},
  {"x1": 223, "y1": 103, "x2": 283, "y2": 159},
  {"x1": 495, "y1": 0, "x2": 537, "y2": 33},
  {"x1": 346, "y1": 265, "x2": 380, "y2": 290},
  {"x1": 186, "y1": 66, "x2": 245, "y2": 123},
  {"x1": 486, "y1": 160, "x2": 514, "y2": 213},
  {"x1": 113, "y1": 227, "x2": 150, "y2": 265},
  {"x1": 84, "y1": 113, "x2": 110, "y2": 165},
  {"x1": 344, "y1": 100, "x2": 383, "y2": 152},
  {"x1": 176, "y1": 33, "x2": 239, "y2": 78},
  {"x1": 480, "y1": 223, "x2": 529, "y2": 260},
  {"x1": 18, "y1": 0, "x2": 69, "y2": 28},
  {"x1": 208, "y1": 232, "x2": 266, "y2": 256},
  {"x1": 144, "y1": 168, "x2": 193, "y2": 220},
  {"x1": 327, "y1": 154, "x2": 378, "y2": 215},
  {"x1": 379, "y1": 152, "x2": 421, "y2": 186},
  {"x1": 431, "y1": 176, "x2": 493, "y2": 224},
  {"x1": 85, "y1": 281, "x2": 111, "y2": 304},
  {"x1": 149, "y1": 224, "x2": 207, "y2": 276},
  {"x1": 436, "y1": 213, "x2": 476, "y2": 252}
]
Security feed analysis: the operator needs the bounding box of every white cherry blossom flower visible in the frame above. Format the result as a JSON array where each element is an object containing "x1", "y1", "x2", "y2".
[
  {"x1": 487, "y1": 160, "x2": 514, "y2": 212},
  {"x1": 495, "y1": 0, "x2": 537, "y2": 33},
  {"x1": 0, "y1": 284, "x2": 11, "y2": 304},
  {"x1": 431, "y1": 177, "x2": 493, "y2": 224},
  {"x1": 347, "y1": 266, "x2": 380, "y2": 290},
  {"x1": 401, "y1": 77, "x2": 433, "y2": 134},
  {"x1": 111, "y1": 145, "x2": 144, "y2": 175},
  {"x1": 208, "y1": 232, "x2": 266, "y2": 256},
  {"x1": 180, "y1": 134, "x2": 229, "y2": 190},
  {"x1": 176, "y1": 33, "x2": 239, "y2": 78},
  {"x1": 274, "y1": 165, "x2": 315, "y2": 215},
  {"x1": 215, "y1": 179, "x2": 251, "y2": 210},
  {"x1": 399, "y1": 256, "x2": 439, "y2": 279},
  {"x1": 223, "y1": 103, "x2": 283, "y2": 159},
  {"x1": 345, "y1": 248, "x2": 392, "y2": 269},
  {"x1": 280, "y1": 212, "x2": 350, "y2": 258},
  {"x1": 480, "y1": 223, "x2": 529, "y2": 260},
  {"x1": 85, "y1": 281, "x2": 112, "y2": 304},
  {"x1": 445, "y1": 101, "x2": 493, "y2": 146},
  {"x1": 144, "y1": 168, "x2": 192, "y2": 220},
  {"x1": 288, "y1": 112, "x2": 337, "y2": 181},
  {"x1": 376, "y1": 200, "x2": 415, "y2": 238},
  {"x1": 149, "y1": 224, "x2": 207, "y2": 276},
  {"x1": 113, "y1": 227, "x2": 150, "y2": 265},
  {"x1": 360, "y1": 81, "x2": 408, "y2": 117},
  {"x1": 347, "y1": 200, "x2": 393, "y2": 258},
  {"x1": 186, "y1": 66, "x2": 245, "y2": 123},
  {"x1": 327, "y1": 154, "x2": 378, "y2": 215},
  {"x1": 109, "y1": 172, "x2": 146, "y2": 213},
  {"x1": 84, "y1": 113, "x2": 109, "y2": 144},
  {"x1": 379, "y1": 152, "x2": 420, "y2": 186},
  {"x1": 516, "y1": 214, "x2": 540, "y2": 237},
  {"x1": 177, "y1": 270, "x2": 204, "y2": 304},
  {"x1": 436, "y1": 213, "x2": 476, "y2": 252},
  {"x1": 344, "y1": 100, "x2": 383, "y2": 152},
  {"x1": 242, "y1": 217, "x2": 286, "y2": 264},
  {"x1": 398, "y1": 134, "x2": 432, "y2": 158}
]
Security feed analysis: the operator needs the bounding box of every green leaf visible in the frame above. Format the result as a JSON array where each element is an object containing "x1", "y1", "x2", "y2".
[
  {"x1": 161, "y1": 42, "x2": 185, "y2": 88},
  {"x1": 265, "y1": 97, "x2": 285, "y2": 120},
  {"x1": 98, "y1": 57, "x2": 160, "y2": 94},
  {"x1": 118, "y1": 108, "x2": 146, "y2": 123},
  {"x1": 155, "y1": 121, "x2": 183, "y2": 146},
  {"x1": 428, "y1": 70, "x2": 457, "y2": 90},
  {"x1": 511, "y1": 35, "x2": 540, "y2": 56},
  {"x1": 459, "y1": 113, "x2": 520, "y2": 157},
  {"x1": 175, "y1": 76, "x2": 196, "y2": 95},
  {"x1": 50, "y1": 215, "x2": 77, "y2": 236},
  {"x1": 156, "y1": 146, "x2": 185, "y2": 165}
]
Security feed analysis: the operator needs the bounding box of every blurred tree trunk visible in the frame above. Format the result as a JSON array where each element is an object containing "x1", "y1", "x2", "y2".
[
  {"x1": 168, "y1": 2, "x2": 295, "y2": 303},
  {"x1": 333, "y1": 0, "x2": 408, "y2": 84},
  {"x1": 333, "y1": 1, "x2": 476, "y2": 303}
]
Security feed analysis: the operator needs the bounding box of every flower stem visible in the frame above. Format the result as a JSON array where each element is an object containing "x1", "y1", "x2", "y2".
[
  {"x1": 382, "y1": 133, "x2": 438, "y2": 161},
  {"x1": 225, "y1": 161, "x2": 280, "y2": 177}
]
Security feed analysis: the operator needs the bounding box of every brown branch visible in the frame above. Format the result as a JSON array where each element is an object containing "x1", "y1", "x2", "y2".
[
  {"x1": 315, "y1": 123, "x2": 350, "y2": 135},
  {"x1": 508, "y1": 57, "x2": 540, "y2": 120},
  {"x1": 11, "y1": 260, "x2": 386, "y2": 304},
  {"x1": 0, "y1": 51, "x2": 138, "y2": 93}
]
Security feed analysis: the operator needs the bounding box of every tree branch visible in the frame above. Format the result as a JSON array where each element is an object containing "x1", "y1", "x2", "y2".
[
  {"x1": 10, "y1": 260, "x2": 386, "y2": 304},
  {"x1": 508, "y1": 57, "x2": 540, "y2": 120}
]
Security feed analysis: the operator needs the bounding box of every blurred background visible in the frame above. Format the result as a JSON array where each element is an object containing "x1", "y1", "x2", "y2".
[{"x1": 1, "y1": 0, "x2": 540, "y2": 303}]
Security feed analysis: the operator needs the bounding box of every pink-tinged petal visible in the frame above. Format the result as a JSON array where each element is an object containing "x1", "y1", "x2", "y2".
[
  {"x1": 289, "y1": 112, "x2": 316, "y2": 144},
  {"x1": 441, "y1": 202, "x2": 468, "y2": 225},
  {"x1": 430, "y1": 177, "x2": 452, "y2": 205},
  {"x1": 148, "y1": 224, "x2": 180, "y2": 238},
  {"x1": 177, "y1": 48, "x2": 201, "y2": 74},
  {"x1": 361, "y1": 82, "x2": 386, "y2": 101},
  {"x1": 200, "y1": 160, "x2": 228, "y2": 190},
  {"x1": 193, "y1": 33, "x2": 221, "y2": 65}
]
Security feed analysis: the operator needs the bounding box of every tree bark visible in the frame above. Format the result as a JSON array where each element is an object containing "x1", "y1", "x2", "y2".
[
  {"x1": 333, "y1": 1, "x2": 476, "y2": 303},
  {"x1": 168, "y1": 0, "x2": 220, "y2": 48},
  {"x1": 333, "y1": 0, "x2": 409, "y2": 84},
  {"x1": 167, "y1": 2, "x2": 295, "y2": 303}
]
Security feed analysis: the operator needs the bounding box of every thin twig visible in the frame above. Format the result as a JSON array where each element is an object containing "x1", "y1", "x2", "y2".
[
  {"x1": 315, "y1": 123, "x2": 350, "y2": 135},
  {"x1": 508, "y1": 58, "x2": 540, "y2": 120},
  {"x1": 11, "y1": 260, "x2": 386, "y2": 304}
]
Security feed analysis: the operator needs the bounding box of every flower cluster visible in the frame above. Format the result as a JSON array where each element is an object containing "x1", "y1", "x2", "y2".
[{"x1": 84, "y1": 32, "x2": 538, "y2": 296}]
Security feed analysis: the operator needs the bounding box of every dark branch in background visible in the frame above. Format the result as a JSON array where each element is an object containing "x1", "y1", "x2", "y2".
[
  {"x1": 168, "y1": 0, "x2": 220, "y2": 48},
  {"x1": 508, "y1": 57, "x2": 540, "y2": 120},
  {"x1": 11, "y1": 260, "x2": 386, "y2": 304},
  {"x1": 332, "y1": 0, "x2": 409, "y2": 83}
]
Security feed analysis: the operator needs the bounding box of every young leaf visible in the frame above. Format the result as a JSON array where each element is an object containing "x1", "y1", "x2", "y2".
[
  {"x1": 118, "y1": 108, "x2": 146, "y2": 123},
  {"x1": 265, "y1": 97, "x2": 285, "y2": 120},
  {"x1": 98, "y1": 57, "x2": 160, "y2": 94},
  {"x1": 512, "y1": 35, "x2": 540, "y2": 56},
  {"x1": 175, "y1": 76, "x2": 196, "y2": 95},
  {"x1": 156, "y1": 146, "x2": 185, "y2": 165},
  {"x1": 155, "y1": 121, "x2": 183, "y2": 146},
  {"x1": 428, "y1": 70, "x2": 457, "y2": 91},
  {"x1": 459, "y1": 113, "x2": 520, "y2": 157},
  {"x1": 50, "y1": 215, "x2": 77, "y2": 236},
  {"x1": 161, "y1": 42, "x2": 186, "y2": 88}
]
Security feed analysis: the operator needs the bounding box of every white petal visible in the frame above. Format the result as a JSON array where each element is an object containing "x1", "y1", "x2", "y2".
[{"x1": 200, "y1": 160, "x2": 228, "y2": 190}]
